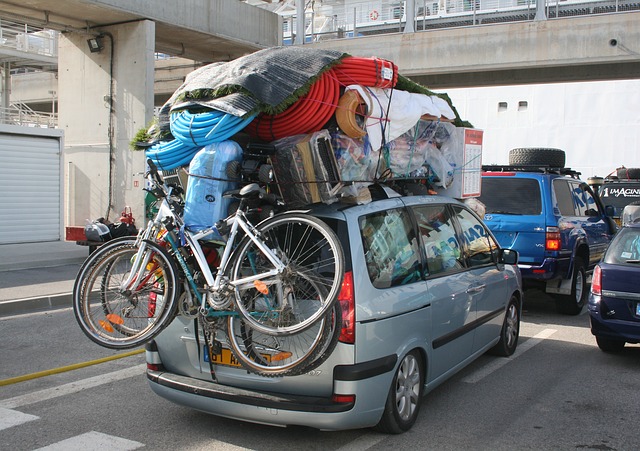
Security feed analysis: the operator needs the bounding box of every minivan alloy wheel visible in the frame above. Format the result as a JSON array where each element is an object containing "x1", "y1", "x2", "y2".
[
  {"x1": 504, "y1": 302, "x2": 519, "y2": 350},
  {"x1": 395, "y1": 353, "x2": 421, "y2": 421},
  {"x1": 375, "y1": 350, "x2": 424, "y2": 433}
]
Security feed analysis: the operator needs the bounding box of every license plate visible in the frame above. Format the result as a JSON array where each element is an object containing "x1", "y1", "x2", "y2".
[
  {"x1": 204, "y1": 345, "x2": 271, "y2": 368},
  {"x1": 204, "y1": 346, "x2": 242, "y2": 367}
]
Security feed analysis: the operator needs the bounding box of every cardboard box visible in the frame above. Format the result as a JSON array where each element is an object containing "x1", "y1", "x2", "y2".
[{"x1": 438, "y1": 127, "x2": 483, "y2": 199}]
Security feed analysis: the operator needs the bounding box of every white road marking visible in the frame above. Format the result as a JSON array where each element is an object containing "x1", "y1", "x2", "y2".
[
  {"x1": 34, "y1": 431, "x2": 144, "y2": 450},
  {"x1": 336, "y1": 433, "x2": 387, "y2": 451},
  {"x1": 0, "y1": 406, "x2": 39, "y2": 431},
  {"x1": 461, "y1": 328, "x2": 557, "y2": 384},
  {"x1": 0, "y1": 364, "x2": 146, "y2": 409}
]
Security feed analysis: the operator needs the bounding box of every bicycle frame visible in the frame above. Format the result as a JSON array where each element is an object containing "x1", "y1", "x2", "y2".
[{"x1": 121, "y1": 174, "x2": 287, "y2": 317}]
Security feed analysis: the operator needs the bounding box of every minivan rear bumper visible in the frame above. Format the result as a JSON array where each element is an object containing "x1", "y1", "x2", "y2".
[
  {"x1": 146, "y1": 354, "x2": 397, "y2": 431},
  {"x1": 147, "y1": 369, "x2": 353, "y2": 413}
]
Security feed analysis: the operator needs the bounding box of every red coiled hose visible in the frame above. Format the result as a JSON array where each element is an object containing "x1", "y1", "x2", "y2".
[
  {"x1": 246, "y1": 69, "x2": 340, "y2": 142},
  {"x1": 332, "y1": 56, "x2": 398, "y2": 88}
]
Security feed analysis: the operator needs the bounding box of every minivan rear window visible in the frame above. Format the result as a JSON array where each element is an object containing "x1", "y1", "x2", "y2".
[{"x1": 479, "y1": 178, "x2": 542, "y2": 215}]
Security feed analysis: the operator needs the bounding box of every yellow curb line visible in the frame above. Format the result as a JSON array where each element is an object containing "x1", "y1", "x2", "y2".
[{"x1": 0, "y1": 348, "x2": 145, "y2": 386}]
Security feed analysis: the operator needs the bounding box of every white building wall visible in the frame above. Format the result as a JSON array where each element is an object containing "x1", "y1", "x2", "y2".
[{"x1": 446, "y1": 79, "x2": 640, "y2": 179}]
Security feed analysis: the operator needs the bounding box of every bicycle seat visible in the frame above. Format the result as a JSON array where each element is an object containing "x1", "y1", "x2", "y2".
[{"x1": 239, "y1": 183, "x2": 264, "y2": 199}]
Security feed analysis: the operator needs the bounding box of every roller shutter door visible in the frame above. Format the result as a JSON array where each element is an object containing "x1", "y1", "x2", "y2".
[{"x1": 0, "y1": 133, "x2": 61, "y2": 244}]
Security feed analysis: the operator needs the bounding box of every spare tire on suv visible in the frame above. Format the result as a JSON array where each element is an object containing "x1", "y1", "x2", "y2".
[
  {"x1": 508, "y1": 148, "x2": 566, "y2": 168},
  {"x1": 616, "y1": 167, "x2": 640, "y2": 180}
]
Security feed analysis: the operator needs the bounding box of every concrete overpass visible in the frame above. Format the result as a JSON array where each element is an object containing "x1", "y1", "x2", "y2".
[
  {"x1": 0, "y1": 0, "x2": 280, "y2": 63},
  {"x1": 2, "y1": 1, "x2": 639, "y2": 89},
  {"x1": 309, "y1": 11, "x2": 640, "y2": 89}
]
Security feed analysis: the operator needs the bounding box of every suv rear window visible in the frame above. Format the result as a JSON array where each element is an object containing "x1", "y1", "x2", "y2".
[
  {"x1": 600, "y1": 183, "x2": 640, "y2": 211},
  {"x1": 479, "y1": 178, "x2": 542, "y2": 215}
]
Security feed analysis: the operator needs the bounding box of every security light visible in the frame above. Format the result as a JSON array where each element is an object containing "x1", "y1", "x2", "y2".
[{"x1": 87, "y1": 36, "x2": 104, "y2": 53}]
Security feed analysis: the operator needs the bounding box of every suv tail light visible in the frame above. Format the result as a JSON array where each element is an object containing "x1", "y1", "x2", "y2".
[
  {"x1": 338, "y1": 271, "x2": 355, "y2": 344},
  {"x1": 591, "y1": 265, "x2": 602, "y2": 295},
  {"x1": 545, "y1": 227, "x2": 561, "y2": 251}
]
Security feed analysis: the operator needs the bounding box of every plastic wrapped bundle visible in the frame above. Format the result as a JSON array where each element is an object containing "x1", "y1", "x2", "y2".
[{"x1": 183, "y1": 141, "x2": 244, "y2": 234}]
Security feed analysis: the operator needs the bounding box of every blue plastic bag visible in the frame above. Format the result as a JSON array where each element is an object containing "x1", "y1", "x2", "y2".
[{"x1": 183, "y1": 141, "x2": 243, "y2": 232}]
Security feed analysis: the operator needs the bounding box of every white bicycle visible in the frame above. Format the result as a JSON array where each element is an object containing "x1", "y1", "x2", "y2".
[{"x1": 73, "y1": 159, "x2": 344, "y2": 376}]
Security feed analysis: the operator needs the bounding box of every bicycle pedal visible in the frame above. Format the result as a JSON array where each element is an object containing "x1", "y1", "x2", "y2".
[{"x1": 209, "y1": 339, "x2": 222, "y2": 355}]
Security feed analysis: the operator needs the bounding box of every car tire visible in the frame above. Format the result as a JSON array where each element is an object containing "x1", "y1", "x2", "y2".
[
  {"x1": 595, "y1": 336, "x2": 625, "y2": 353},
  {"x1": 554, "y1": 257, "x2": 587, "y2": 315},
  {"x1": 508, "y1": 147, "x2": 566, "y2": 168},
  {"x1": 374, "y1": 350, "x2": 424, "y2": 434},
  {"x1": 488, "y1": 295, "x2": 520, "y2": 357},
  {"x1": 616, "y1": 167, "x2": 640, "y2": 180}
]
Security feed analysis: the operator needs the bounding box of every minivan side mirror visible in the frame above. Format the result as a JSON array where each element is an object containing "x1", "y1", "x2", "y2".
[{"x1": 497, "y1": 248, "x2": 518, "y2": 265}]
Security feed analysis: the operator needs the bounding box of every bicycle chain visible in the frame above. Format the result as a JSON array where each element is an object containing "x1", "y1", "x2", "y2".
[{"x1": 200, "y1": 313, "x2": 222, "y2": 356}]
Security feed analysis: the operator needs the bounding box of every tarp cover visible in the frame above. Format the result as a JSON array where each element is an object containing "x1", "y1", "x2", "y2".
[{"x1": 159, "y1": 47, "x2": 347, "y2": 122}]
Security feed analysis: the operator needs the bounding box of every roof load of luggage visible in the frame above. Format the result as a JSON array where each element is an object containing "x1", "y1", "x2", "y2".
[{"x1": 134, "y1": 46, "x2": 482, "y2": 210}]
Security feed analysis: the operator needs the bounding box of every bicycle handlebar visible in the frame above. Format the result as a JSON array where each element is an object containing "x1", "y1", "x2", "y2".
[{"x1": 147, "y1": 159, "x2": 164, "y2": 185}]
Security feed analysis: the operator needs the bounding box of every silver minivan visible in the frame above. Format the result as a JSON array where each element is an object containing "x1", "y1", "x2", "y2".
[{"x1": 146, "y1": 191, "x2": 522, "y2": 433}]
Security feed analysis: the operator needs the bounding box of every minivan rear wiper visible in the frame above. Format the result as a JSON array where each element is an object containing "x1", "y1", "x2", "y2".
[{"x1": 624, "y1": 259, "x2": 640, "y2": 264}]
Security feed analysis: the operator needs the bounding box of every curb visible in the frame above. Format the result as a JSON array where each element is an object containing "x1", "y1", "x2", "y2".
[
  {"x1": 0, "y1": 293, "x2": 72, "y2": 317},
  {"x1": 0, "y1": 257, "x2": 87, "y2": 273}
]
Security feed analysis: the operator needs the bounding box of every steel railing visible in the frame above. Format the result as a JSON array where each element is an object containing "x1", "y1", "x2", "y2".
[
  {"x1": 0, "y1": 18, "x2": 58, "y2": 64},
  {"x1": 0, "y1": 104, "x2": 57, "y2": 128},
  {"x1": 275, "y1": 0, "x2": 640, "y2": 43}
]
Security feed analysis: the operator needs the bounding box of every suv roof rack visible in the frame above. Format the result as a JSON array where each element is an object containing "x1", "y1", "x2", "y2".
[{"x1": 482, "y1": 164, "x2": 581, "y2": 178}]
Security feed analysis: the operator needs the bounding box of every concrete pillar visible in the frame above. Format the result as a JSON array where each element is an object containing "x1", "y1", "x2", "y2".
[
  {"x1": 1, "y1": 63, "x2": 9, "y2": 110},
  {"x1": 296, "y1": 0, "x2": 305, "y2": 45},
  {"x1": 58, "y1": 20, "x2": 155, "y2": 229},
  {"x1": 535, "y1": 0, "x2": 547, "y2": 21},
  {"x1": 405, "y1": 0, "x2": 416, "y2": 33}
]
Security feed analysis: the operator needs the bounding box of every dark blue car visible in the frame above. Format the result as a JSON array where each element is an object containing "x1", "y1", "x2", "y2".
[{"x1": 588, "y1": 205, "x2": 640, "y2": 352}]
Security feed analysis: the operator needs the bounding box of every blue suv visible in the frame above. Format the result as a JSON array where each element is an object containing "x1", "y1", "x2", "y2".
[{"x1": 478, "y1": 156, "x2": 617, "y2": 315}]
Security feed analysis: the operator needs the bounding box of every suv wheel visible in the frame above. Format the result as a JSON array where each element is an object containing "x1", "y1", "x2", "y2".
[
  {"x1": 508, "y1": 148, "x2": 566, "y2": 168},
  {"x1": 375, "y1": 350, "x2": 424, "y2": 434},
  {"x1": 554, "y1": 257, "x2": 587, "y2": 315}
]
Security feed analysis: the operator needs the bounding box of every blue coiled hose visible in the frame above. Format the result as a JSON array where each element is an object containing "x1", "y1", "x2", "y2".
[
  {"x1": 170, "y1": 110, "x2": 257, "y2": 147},
  {"x1": 146, "y1": 139, "x2": 200, "y2": 170},
  {"x1": 145, "y1": 109, "x2": 257, "y2": 170}
]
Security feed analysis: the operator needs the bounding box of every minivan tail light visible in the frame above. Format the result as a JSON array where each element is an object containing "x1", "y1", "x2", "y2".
[
  {"x1": 591, "y1": 265, "x2": 602, "y2": 295},
  {"x1": 545, "y1": 227, "x2": 561, "y2": 251},
  {"x1": 338, "y1": 271, "x2": 355, "y2": 344}
]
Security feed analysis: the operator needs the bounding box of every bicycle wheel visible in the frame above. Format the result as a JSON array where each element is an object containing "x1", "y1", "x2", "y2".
[
  {"x1": 231, "y1": 213, "x2": 344, "y2": 335},
  {"x1": 226, "y1": 301, "x2": 341, "y2": 377},
  {"x1": 73, "y1": 240, "x2": 180, "y2": 349}
]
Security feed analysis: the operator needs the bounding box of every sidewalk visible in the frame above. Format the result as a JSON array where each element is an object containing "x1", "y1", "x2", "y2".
[{"x1": 0, "y1": 240, "x2": 89, "y2": 316}]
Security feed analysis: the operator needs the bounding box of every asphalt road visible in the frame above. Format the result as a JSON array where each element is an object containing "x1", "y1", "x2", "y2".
[{"x1": 1, "y1": 291, "x2": 639, "y2": 451}]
